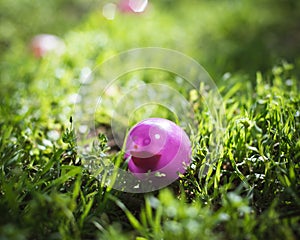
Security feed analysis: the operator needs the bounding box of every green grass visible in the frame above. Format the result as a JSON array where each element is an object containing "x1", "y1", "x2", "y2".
[
  {"x1": 1, "y1": 62, "x2": 299, "y2": 240},
  {"x1": 1, "y1": 0, "x2": 300, "y2": 239}
]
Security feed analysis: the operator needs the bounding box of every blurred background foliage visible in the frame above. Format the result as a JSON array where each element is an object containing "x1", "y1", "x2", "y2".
[
  {"x1": 1, "y1": 0, "x2": 300, "y2": 80},
  {"x1": 0, "y1": 0, "x2": 95, "y2": 49},
  {"x1": 1, "y1": 0, "x2": 300, "y2": 122}
]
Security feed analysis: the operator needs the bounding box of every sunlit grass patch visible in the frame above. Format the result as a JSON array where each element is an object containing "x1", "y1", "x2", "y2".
[{"x1": 0, "y1": 1, "x2": 300, "y2": 239}]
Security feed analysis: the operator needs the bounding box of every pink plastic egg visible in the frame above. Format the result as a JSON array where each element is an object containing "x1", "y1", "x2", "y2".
[
  {"x1": 118, "y1": 0, "x2": 148, "y2": 13},
  {"x1": 125, "y1": 118, "x2": 191, "y2": 181},
  {"x1": 30, "y1": 34, "x2": 65, "y2": 58}
]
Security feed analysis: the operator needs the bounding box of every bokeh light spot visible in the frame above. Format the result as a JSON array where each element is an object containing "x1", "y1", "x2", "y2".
[{"x1": 103, "y1": 3, "x2": 117, "y2": 20}]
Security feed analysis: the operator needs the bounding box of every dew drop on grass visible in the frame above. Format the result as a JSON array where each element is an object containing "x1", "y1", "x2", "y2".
[
  {"x1": 79, "y1": 125, "x2": 88, "y2": 134},
  {"x1": 68, "y1": 93, "x2": 82, "y2": 104},
  {"x1": 37, "y1": 144, "x2": 46, "y2": 151},
  {"x1": 47, "y1": 130, "x2": 60, "y2": 141},
  {"x1": 42, "y1": 139, "x2": 52, "y2": 147},
  {"x1": 24, "y1": 127, "x2": 32, "y2": 135},
  {"x1": 80, "y1": 67, "x2": 92, "y2": 84},
  {"x1": 190, "y1": 163, "x2": 196, "y2": 170}
]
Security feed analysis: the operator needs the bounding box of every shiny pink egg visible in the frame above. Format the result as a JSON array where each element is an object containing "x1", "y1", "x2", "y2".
[
  {"x1": 118, "y1": 0, "x2": 148, "y2": 13},
  {"x1": 125, "y1": 118, "x2": 191, "y2": 180},
  {"x1": 30, "y1": 34, "x2": 65, "y2": 58}
]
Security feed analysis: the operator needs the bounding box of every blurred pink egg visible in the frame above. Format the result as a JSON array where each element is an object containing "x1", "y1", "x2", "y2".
[
  {"x1": 118, "y1": 0, "x2": 148, "y2": 13},
  {"x1": 125, "y1": 118, "x2": 191, "y2": 180},
  {"x1": 30, "y1": 34, "x2": 65, "y2": 58}
]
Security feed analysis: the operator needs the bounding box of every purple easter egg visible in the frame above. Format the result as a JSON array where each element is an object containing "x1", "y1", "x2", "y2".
[{"x1": 125, "y1": 118, "x2": 191, "y2": 181}]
